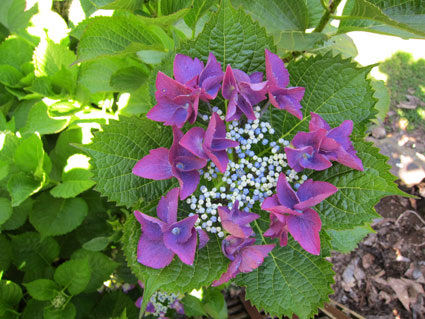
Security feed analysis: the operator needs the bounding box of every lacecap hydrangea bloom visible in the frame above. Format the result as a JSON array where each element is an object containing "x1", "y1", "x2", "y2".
[{"x1": 132, "y1": 49, "x2": 363, "y2": 286}]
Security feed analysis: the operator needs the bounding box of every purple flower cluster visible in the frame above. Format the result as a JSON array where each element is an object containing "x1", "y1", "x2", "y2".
[{"x1": 132, "y1": 49, "x2": 363, "y2": 287}]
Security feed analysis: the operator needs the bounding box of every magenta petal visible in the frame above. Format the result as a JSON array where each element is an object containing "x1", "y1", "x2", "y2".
[
  {"x1": 327, "y1": 120, "x2": 353, "y2": 150},
  {"x1": 174, "y1": 156, "x2": 207, "y2": 172},
  {"x1": 199, "y1": 53, "x2": 223, "y2": 99},
  {"x1": 292, "y1": 130, "x2": 326, "y2": 150},
  {"x1": 173, "y1": 54, "x2": 203, "y2": 85},
  {"x1": 261, "y1": 195, "x2": 281, "y2": 211},
  {"x1": 302, "y1": 152, "x2": 333, "y2": 171},
  {"x1": 264, "y1": 214, "x2": 288, "y2": 247},
  {"x1": 180, "y1": 127, "x2": 207, "y2": 159},
  {"x1": 167, "y1": 214, "x2": 198, "y2": 244},
  {"x1": 295, "y1": 179, "x2": 338, "y2": 210},
  {"x1": 212, "y1": 256, "x2": 241, "y2": 287},
  {"x1": 222, "y1": 65, "x2": 238, "y2": 99},
  {"x1": 286, "y1": 208, "x2": 322, "y2": 255},
  {"x1": 147, "y1": 101, "x2": 180, "y2": 123},
  {"x1": 133, "y1": 148, "x2": 172, "y2": 180},
  {"x1": 309, "y1": 112, "x2": 331, "y2": 131},
  {"x1": 205, "y1": 149, "x2": 229, "y2": 173},
  {"x1": 249, "y1": 71, "x2": 264, "y2": 83},
  {"x1": 276, "y1": 173, "x2": 299, "y2": 208},
  {"x1": 334, "y1": 147, "x2": 364, "y2": 171},
  {"x1": 134, "y1": 211, "x2": 166, "y2": 241},
  {"x1": 210, "y1": 138, "x2": 239, "y2": 151},
  {"x1": 284, "y1": 146, "x2": 311, "y2": 172},
  {"x1": 155, "y1": 71, "x2": 191, "y2": 99},
  {"x1": 269, "y1": 87, "x2": 304, "y2": 120},
  {"x1": 164, "y1": 228, "x2": 197, "y2": 265},
  {"x1": 238, "y1": 244, "x2": 274, "y2": 273},
  {"x1": 197, "y1": 228, "x2": 209, "y2": 249},
  {"x1": 173, "y1": 169, "x2": 200, "y2": 200},
  {"x1": 235, "y1": 94, "x2": 256, "y2": 120},
  {"x1": 137, "y1": 234, "x2": 174, "y2": 269},
  {"x1": 265, "y1": 49, "x2": 289, "y2": 88},
  {"x1": 156, "y1": 188, "x2": 179, "y2": 224}
]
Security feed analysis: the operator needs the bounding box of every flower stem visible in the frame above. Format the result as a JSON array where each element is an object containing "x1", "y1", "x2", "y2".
[
  {"x1": 260, "y1": 101, "x2": 271, "y2": 118},
  {"x1": 313, "y1": 0, "x2": 343, "y2": 33}
]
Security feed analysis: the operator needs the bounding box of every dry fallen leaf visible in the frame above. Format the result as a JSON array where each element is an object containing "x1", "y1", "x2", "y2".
[{"x1": 387, "y1": 277, "x2": 425, "y2": 311}]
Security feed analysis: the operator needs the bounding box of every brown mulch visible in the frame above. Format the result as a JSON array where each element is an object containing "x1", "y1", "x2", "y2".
[{"x1": 330, "y1": 182, "x2": 425, "y2": 319}]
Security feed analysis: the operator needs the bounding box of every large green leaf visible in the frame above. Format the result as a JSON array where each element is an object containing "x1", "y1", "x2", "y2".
[
  {"x1": 24, "y1": 279, "x2": 60, "y2": 301},
  {"x1": 82, "y1": 116, "x2": 176, "y2": 208},
  {"x1": 122, "y1": 215, "x2": 228, "y2": 293},
  {"x1": 179, "y1": 0, "x2": 275, "y2": 74},
  {"x1": 29, "y1": 193, "x2": 88, "y2": 239},
  {"x1": 338, "y1": 0, "x2": 425, "y2": 38},
  {"x1": 327, "y1": 225, "x2": 373, "y2": 253},
  {"x1": 0, "y1": 0, "x2": 38, "y2": 33},
  {"x1": 264, "y1": 53, "x2": 376, "y2": 143},
  {"x1": 236, "y1": 219, "x2": 334, "y2": 319},
  {"x1": 89, "y1": 0, "x2": 141, "y2": 10},
  {"x1": 76, "y1": 16, "x2": 165, "y2": 62},
  {"x1": 184, "y1": 0, "x2": 217, "y2": 30},
  {"x1": 0, "y1": 280, "x2": 23, "y2": 317},
  {"x1": 54, "y1": 258, "x2": 91, "y2": 295},
  {"x1": 0, "y1": 197, "x2": 12, "y2": 225},
  {"x1": 0, "y1": 235, "x2": 12, "y2": 272},
  {"x1": 312, "y1": 140, "x2": 404, "y2": 229},
  {"x1": 231, "y1": 0, "x2": 323, "y2": 32}
]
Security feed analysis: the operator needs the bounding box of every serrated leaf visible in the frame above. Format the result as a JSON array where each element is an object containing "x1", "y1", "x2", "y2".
[
  {"x1": 338, "y1": 0, "x2": 425, "y2": 38},
  {"x1": 0, "y1": 0, "x2": 38, "y2": 33},
  {"x1": 231, "y1": 0, "x2": 323, "y2": 32},
  {"x1": 117, "y1": 83, "x2": 152, "y2": 116},
  {"x1": 184, "y1": 0, "x2": 217, "y2": 30},
  {"x1": 14, "y1": 133, "x2": 44, "y2": 177},
  {"x1": 110, "y1": 66, "x2": 148, "y2": 92},
  {"x1": 328, "y1": 225, "x2": 373, "y2": 253},
  {"x1": 0, "y1": 65, "x2": 24, "y2": 87},
  {"x1": 265, "y1": 53, "x2": 376, "y2": 142},
  {"x1": 24, "y1": 279, "x2": 60, "y2": 301},
  {"x1": 0, "y1": 36, "x2": 34, "y2": 71},
  {"x1": 310, "y1": 33, "x2": 358, "y2": 58},
  {"x1": 7, "y1": 172, "x2": 44, "y2": 207},
  {"x1": 22, "y1": 299, "x2": 47, "y2": 319},
  {"x1": 30, "y1": 193, "x2": 88, "y2": 239},
  {"x1": 44, "y1": 302, "x2": 76, "y2": 319},
  {"x1": 122, "y1": 215, "x2": 228, "y2": 293},
  {"x1": 203, "y1": 287, "x2": 228, "y2": 319},
  {"x1": 236, "y1": 219, "x2": 334, "y2": 319},
  {"x1": 82, "y1": 116, "x2": 176, "y2": 208},
  {"x1": 0, "y1": 197, "x2": 12, "y2": 225},
  {"x1": 76, "y1": 16, "x2": 165, "y2": 62},
  {"x1": 50, "y1": 128, "x2": 84, "y2": 170},
  {"x1": 54, "y1": 258, "x2": 91, "y2": 295},
  {"x1": 82, "y1": 236, "x2": 110, "y2": 251},
  {"x1": 90, "y1": 0, "x2": 140, "y2": 10},
  {"x1": 1, "y1": 197, "x2": 32, "y2": 231},
  {"x1": 0, "y1": 280, "x2": 22, "y2": 316},
  {"x1": 138, "y1": 7, "x2": 191, "y2": 27},
  {"x1": 181, "y1": 295, "x2": 207, "y2": 317},
  {"x1": 179, "y1": 0, "x2": 275, "y2": 74},
  {"x1": 0, "y1": 235, "x2": 12, "y2": 272},
  {"x1": 10, "y1": 232, "x2": 60, "y2": 273},
  {"x1": 312, "y1": 140, "x2": 404, "y2": 229},
  {"x1": 371, "y1": 79, "x2": 390, "y2": 123},
  {"x1": 20, "y1": 101, "x2": 70, "y2": 136},
  {"x1": 71, "y1": 249, "x2": 119, "y2": 293},
  {"x1": 275, "y1": 31, "x2": 326, "y2": 52}
]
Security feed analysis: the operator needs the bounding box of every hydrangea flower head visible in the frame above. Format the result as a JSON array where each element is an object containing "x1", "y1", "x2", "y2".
[
  {"x1": 309, "y1": 112, "x2": 363, "y2": 171},
  {"x1": 134, "y1": 188, "x2": 201, "y2": 269},
  {"x1": 222, "y1": 65, "x2": 268, "y2": 121},
  {"x1": 180, "y1": 112, "x2": 239, "y2": 173},
  {"x1": 133, "y1": 127, "x2": 207, "y2": 200},
  {"x1": 218, "y1": 200, "x2": 259, "y2": 238},
  {"x1": 265, "y1": 49, "x2": 305, "y2": 120},
  {"x1": 212, "y1": 236, "x2": 274, "y2": 286},
  {"x1": 261, "y1": 173, "x2": 337, "y2": 255}
]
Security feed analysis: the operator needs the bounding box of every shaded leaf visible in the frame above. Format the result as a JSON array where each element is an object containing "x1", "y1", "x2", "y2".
[{"x1": 54, "y1": 259, "x2": 91, "y2": 295}]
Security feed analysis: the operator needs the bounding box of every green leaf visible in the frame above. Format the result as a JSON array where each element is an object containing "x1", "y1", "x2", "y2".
[
  {"x1": 71, "y1": 249, "x2": 119, "y2": 293},
  {"x1": 312, "y1": 140, "x2": 404, "y2": 229},
  {"x1": 338, "y1": 0, "x2": 425, "y2": 38},
  {"x1": 184, "y1": 0, "x2": 217, "y2": 30},
  {"x1": 274, "y1": 31, "x2": 326, "y2": 52},
  {"x1": 50, "y1": 128, "x2": 85, "y2": 170},
  {"x1": 44, "y1": 302, "x2": 76, "y2": 319},
  {"x1": 22, "y1": 299, "x2": 48, "y2": 319},
  {"x1": 10, "y1": 232, "x2": 60, "y2": 274},
  {"x1": 138, "y1": 8, "x2": 191, "y2": 27},
  {"x1": 14, "y1": 133, "x2": 44, "y2": 177},
  {"x1": 0, "y1": 280, "x2": 22, "y2": 316},
  {"x1": 76, "y1": 16, "x2": 165, "y2": 62},
  {"x1": 181, "y1": 295, "x2": 207, "y2": 317},
  {"x1": 0, "y1": 36, "x2": 34, "y2": 71},
  {"x1": 110, "y1": 66, "x2": 148, "y2": 92},
  {"x1": 82, "y1": 116, "x2": 176, "y2": 208},
  {"x1": 19, "y1": 101, "x2": 70, "y2": 136},
  {"x1": 1, "y1": 197, "x2": 32, "y2": 231},
  {"x1": 54, "y1": 258, "x2": 91, "y2": 295},
  {"x1": 179, "y1": 0, "x2": 275, "y2": 74},
  {"x1": 0, "y1": 65, "x2": 24, "y2": 87},
  {"x1": 236, "y1": 224, "x2": 334, "y2": 319},
  {"x1": 310, "y1": 33, "x2": 358, "y2": 58},
  {"x1": 371, "y1": 79, "x2": 390, "y2": 123},
  {"x1": 265, "y1": 53, "x2": 376, "y2": 142},
  {"x1": 0, "y1": 197, "x2": 12, "y2": 225},
  {"x1": 117, "y1": 83, "x2": 152, "y2": 116},
  {"x1": 91, "y1": 290, "x2": 138, "y2": 318},
  {"x1": 0, "y1": 0, "x2": 38, "y2": 33},
  {"x1": 89, "y1": 0, "x2": 140, "y2": 10},
  {"x1": 7, "y1": 172, "x2": 44, "y2": 207},
  {"x1": 82, "y1": 236, "x2": 110, "y2": 251},
  {"x1": 328, "y1": 225, "x2": 373, "y2": 253},
  {"x1": 203, "y1": 287, "x2": 228, "y2": 319},
  {"x1": 122, "y1": 215, "x2": 228, "y2": 293},
  {"x1": 24, "y1": 279, "x2": 60, "y2": 301},
  {"x1": 30, "y1": 193, "x2": 88, "y2": 239},
  {"x1": 231, "y1": 0, "x2": 324, "y2": 32},
  {"x1": 0, "y1": 235, "x2": 12, "y2": 272}
]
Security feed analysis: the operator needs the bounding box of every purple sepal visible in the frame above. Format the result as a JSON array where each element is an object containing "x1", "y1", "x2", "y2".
[
  {"x1": 222, "y1": 65, "x2": 267, "y2": 122},
  {"x1": 197, "y1": 228, "x2": 210, "y2": 249},
  {"x1": 134, "y1": 188, "x2": 200, "y2": 268},
  {"x1": 132, "y1": 148, "x2": 173, "y2": 180},
  {"x1": 265, "y1": 49, "x2": 305, "y2": 119},
  {"x1": 218, "y1": 200, "x2": 259, "y2": 238},
  {"x1": 212, "y1": 236, "x2": 274, "y2": 286},
  {"x1": 261, "y1": 173, "x2": 337, "y2": 255}
]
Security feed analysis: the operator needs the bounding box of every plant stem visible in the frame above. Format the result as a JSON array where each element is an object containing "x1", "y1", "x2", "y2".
[
  {"x1": 260, "y1": 101, "x2": 271, "y2": 118},
  {"x1": 313, "y1": 0, "x2": 343, "y2": 33}
]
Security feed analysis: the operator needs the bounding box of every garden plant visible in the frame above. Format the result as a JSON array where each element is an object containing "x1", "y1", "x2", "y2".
[{"x1": 0, "y1": 0, "x2": 424, "y2": 318}]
